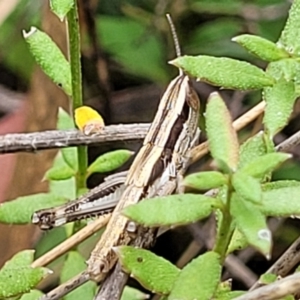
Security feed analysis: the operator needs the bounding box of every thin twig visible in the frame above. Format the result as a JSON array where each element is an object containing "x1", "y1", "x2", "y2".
[
  {"x1": 94, "y1": 263, "x2": 128, "y2": 300},
  {"x1": 0, "y1": 101, "x2": 266, "y2": 155},
  {"x1": 224, "y1": 255, "x2": 257, "y2": 288},
  {"x1": 39, "y1": 271, "x2": 90, "y2": 300},
  {"x1": 0, "y1": 124, "x2": 149, "y2": 153},
  {"x1": 250, "y1": 235, "x2": 300, "y2": 291},
  {"x1": 276, "y1": 130, "x2": 300, "y2": 152},
  {"x1": 233, "y1": 272, "x2": 300, "y2": 300},
  {"x1": 31, "y1": 214, "x2": 110, "y2": 268}
]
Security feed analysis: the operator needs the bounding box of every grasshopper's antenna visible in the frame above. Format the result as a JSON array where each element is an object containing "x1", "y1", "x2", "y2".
[
  {"x1": 166, "y1": 14, "x2": 182, "y2": 58},
  {"x1": 166, "y1": 14, "x2": 183, "y2": 75}
]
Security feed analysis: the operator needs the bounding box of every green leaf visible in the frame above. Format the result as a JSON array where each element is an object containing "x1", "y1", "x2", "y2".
[
  {"x1": 206, "y1": 92, "x2": 239, "y2": 171},
  {"x1": 50, "y1": 0, "x2": 74, "y2": 21},
  {"x1": 0, "y1": 193, "x2": 66, "y2": 224},
  {"x1": 230, "y1": 193, "x2": 271, "y2": 257},
  {"x1": 0, "y1": 0, "x2": 38, "y2": 80},
  {"x1": 44, "y1": 165, "x2": 75, "y2": 181},
  {"x1": 278, "y1": 0, "x2": 300, "y2": 56},
  {"x1": 87, "y1": 149, "x2": 133, "y2": 175},
  {"x1": 259, "y1": 273, "x2": 278, "y2": 285},
  {"x1": 227, "y1": 228, "x2": 248, "y2": 254},
  {"x1": 20, "y1": 289, "x2": 44, "y2": 300},
  {"x1": 262, "y1": 180, "x2": 300, "y2": 191},
  {"x1": 45, "y1": 150, "x2": 77, "y2": 180},
  {"x1": 61, "y1": 147, "x2": 78, "y2": 171},
  {"x1": 265, "y1": 59, "x2": 300, "y2": 87},
  {"x1": 215, "y1": 280, "x2": 232, "y2": 295},
  {"x1": 122, "y1": 194, "x2": 221, "y2": 227},
  {"x1": 57, "y1": 107, "x2": 74, "y2": 130},
  {"x1": 47, "y1": 151, "x2": 76, "y2": 198},
  {"x1": 2, "y1": 250, "x2": 35, "y2": 269},
  {"x1": 187, "y1": 18, "x2": 242, "y2": 58},
  {"x1": 214, "y1": 290, "x2": 246, "y2": 300},
  {"x1": 49, "y1": 177, "x2": 76, "y2": 200},
  {"x1": 96, "y1": 16, "x2": 168, "y2": 83},
  {"x1": 61, "y1": 251, "x2": 96, "y2": 300},
  {"x1": 0, "y1": 267, "x2": 50, "y2": 298},
  {"x1": 0, "y1": 251, "x2": 51, "y2": 298},
  {"x1": 263, "y1": 79, "x2": 297, "y2": 137},
  {"x1": 238, "y1": 132, "x2": 267, "y2": 169},
  {"x1": 23, "y1": 28, "x2": 71, "y2": 95},
  {"x1": 214, "y1": 280, "x2": 246, "y2": 300},
  {"x1": 261, "y1": 184, "x2": 300, "y2": 217},
  {"x1": 115, "y1": 246, "x2": 180, "y2": 294},
  {"x1": 121, "y1": 286, "x2": 149, "y2": 300},
  {"x1": 169, "y1": 251, "x2": 221, "y2": 300},
  {"x1": 232, "y1": 34, "x2": 289, "y2": 62},
  {"x1": 240, "y1": 153, "x2": 291, "y2": 179},
  {"x1": 34, "y1": 226, "x2": 67, "y2": 259},
  {"x1": 184, "y1": 171, "x2": 228, "y2": 190},
  {"x1": 170, "y1": 55, "x2": 274, "y2": 90},
  {"x1": 232, "y1": 172, "x2": 262, "y2": 203}
]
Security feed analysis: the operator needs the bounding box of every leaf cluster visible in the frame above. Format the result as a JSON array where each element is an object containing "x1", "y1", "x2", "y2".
[{"x1": 1, "y1": 0, "x2": 300, "y2": 299}]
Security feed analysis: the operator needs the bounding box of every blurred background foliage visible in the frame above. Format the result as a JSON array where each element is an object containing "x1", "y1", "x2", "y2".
[
  {"x1": 1, "y1": 0, "x2": 300, "y2": 291},
  {"x1": 0, "y1": 0, "x2": 290, "y2": 87}
]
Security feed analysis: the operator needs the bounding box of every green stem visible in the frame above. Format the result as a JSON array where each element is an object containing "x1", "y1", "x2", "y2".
[
  {"x1": 67, "y1": 1, "x2": 87, "y2": 190},
  {"x1": 213, "y1": 182, "x2": 234, "y2": 262}
]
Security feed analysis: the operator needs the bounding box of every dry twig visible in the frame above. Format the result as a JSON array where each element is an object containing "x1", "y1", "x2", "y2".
[{"x1": 0, "y1": 124, "x2": 149, "y2": 153}]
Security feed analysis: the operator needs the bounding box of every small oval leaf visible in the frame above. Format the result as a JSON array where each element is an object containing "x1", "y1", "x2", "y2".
[
  {"x1": 87, "y1": 149, "x2": 134, "y2": 175},
  {"x1": 122, "y1": 194, "x2": 221, "y2": 227},
  {"x1": 240, "y1": 153, "x2": 291, "y2": 179},
  {"x1": 0, "y1": 194, "x2": 66, "y2": 224},
  {"x1": 50, "y1": 176, "x2": 76, "y2": 200},
  {"x1": 278, "y1": 0, "x2": 300, "y2": 57},
  {"x1": 23, "y1": 28, "x2": 71, "y2": 95},
  {"x1": 2, "y1": 250, "x2": 35, "y2": 270},
  {"x1": 170, "y1": 55, "x2": 274, "y2": 90},
  {"x1": 0, "y1": 267, "x2": 50, "y2": 298},
  {"x1": 230, "y1": 193, "x2": 271, "y2": 257},
  {"x1": 169, "y1": 251, "x2": 221, "y2": 300},
  {"x1": 20, "y1": 289, "x2": 44, "y2": 300},
  {"x1": 238, "y1": 132, "x2": 267, "y2": 169},
  {"x1": 115, "y1": 246, "x2": 180, "y2": 294},
  {"x1": 44, "y1": 165, "x2": 75, "y2": 181},
  {"x1": 232, "y1": 34, "x2": 290, "y2": 62},
  {"x1": 206, "y1": 92, "x2": 239, "y2": 171},
  {"x1": 232, "y1": 172, "x2": 262, "y2": 203},
  {"x1": 0, "y1": 251, "x2": 51, "y2": 299},
  {"x1": 121, "y1": 286, "x2": 149, "y2": 300},
  {"x1": 61, "y1": 147, "x2": 78, "y2": 171},
  {"x1": 259, "y1": 273, "x2": 278, "y2": 285},
  {"x1": 227, "y1": 228, "x2": 248, "y2": 254},
  {"x1": 263, "y1": 79, "x2": 297, "y2": 137},
  {"x1": 261, "y1": 184, "x2": 300, "y2": 217},
  {"x1": 184, "y1": 171, "x2": 228, "y2": 190},
  {"x1": 50, "y1": 0, "x2": 74, "y2": 21},
  {"x1": 57, "y1": 107, "x2": 74, "y2": 130},
  {"x1": 262, "y1": 180, "x2": 300, "y2": 190}
]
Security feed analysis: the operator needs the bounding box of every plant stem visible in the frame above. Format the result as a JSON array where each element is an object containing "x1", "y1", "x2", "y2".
[
  {"x1": 67, "y1": 1, "x2": 87, "y2": 190},
  {"x1": 213, "y1": 184, "x2": 234, "y2": 262}
]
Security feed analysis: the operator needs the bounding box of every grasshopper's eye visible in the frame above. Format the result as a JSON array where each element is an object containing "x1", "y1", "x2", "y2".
[{"x1": 75, "y1": 106, "x2": 105, "y2": 135}]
